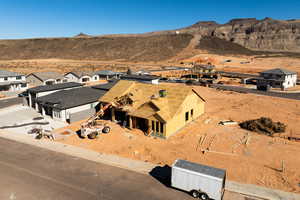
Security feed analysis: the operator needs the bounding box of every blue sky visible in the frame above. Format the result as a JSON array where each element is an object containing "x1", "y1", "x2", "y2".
[{"x1": 0, "y1": 0, "x2": 299, "y2": 39}]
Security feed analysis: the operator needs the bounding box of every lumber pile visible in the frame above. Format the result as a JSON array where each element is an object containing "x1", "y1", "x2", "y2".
[{"x1": 239, "y1": 117, "x2": 286, "y2": 136}]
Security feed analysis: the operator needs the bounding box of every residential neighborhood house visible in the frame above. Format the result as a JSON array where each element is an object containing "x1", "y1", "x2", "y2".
[
  {"x1": 27, "y1": 82, "x2": 83, "y2": 109},
  {"x1": 120, "y1": 74, "x2": 161, "y2": 84},
  {"x1": 26, "y1": 71, "x2": 66, "y2": 86},
  {"x1": 35, "y1": 87, "x2": 107, "y2": 123},
  {"x1": 99, "y1": 80, "x2": 205, "y2": 138},
  {"x1": 64, "y1": 71, "x2": 99, "y2": 83},
  {"x1": 257, "y1": 68, "x2": 298, "y2": 90},
  {"x1": 0, "y1": 70, "x2": 28, "y2": 92},
  {"x1": 91, "y1": 80, "x2": 119, "y2": 91},
  {"x1": 94, "y1": 70, "x2": 122, "y2": 80}
]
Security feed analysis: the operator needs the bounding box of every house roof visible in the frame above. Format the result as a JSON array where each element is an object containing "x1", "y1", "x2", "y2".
[
  {"x1": 65, "y1": 71, "x2": 96, "y2": 78},
  {"x1": 120, "y1": 74, "x2": 161, "y2": 81},
  {"x1": 28, "y1": 82, "x2": 83, "y2": 93},
  {"x1": 99, "y1": 80, "x2": 205, "y2": 122},
  {"x1": 91, "y1": 80, "x2": 119, "y2": 91},
  {"x1": 36, "y1": 87, "x2": 106, "y2": 110},
  {"x1": 95, "y1": 70, "x2": 122, "y2": 76},
  {"x1": 260, "y1": 68, "x2": 297, "y2": 75},
  {"x1": 26, "y1": 72, "x2": 64, "y2": 81},
  {"x1": 173, "y1": 159, "x2": 226, "y2": 179},
  {"x1": 0, "y1": 70, "x2": 23, "y2": 77}
]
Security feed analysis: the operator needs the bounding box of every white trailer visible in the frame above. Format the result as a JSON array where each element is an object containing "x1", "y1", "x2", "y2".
[{"x1": 171, "y1": 159, "x2": 226, "y2": 200}]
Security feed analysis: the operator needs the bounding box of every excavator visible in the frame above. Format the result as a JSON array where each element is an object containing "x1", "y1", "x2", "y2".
[{"x1": 80, "y1": 93, "x2": 133, "y2": 139}]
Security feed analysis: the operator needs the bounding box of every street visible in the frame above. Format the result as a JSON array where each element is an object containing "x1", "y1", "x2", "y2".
[
  {"x1": 0, "y1": 137, "x2": 255, "y2": 200},
  {"x1": 0, "y1": 97, "x2": 23, "y2": 109},
  {"x1": 0, "y1": 138, "x2": 193, "y2": 200}
]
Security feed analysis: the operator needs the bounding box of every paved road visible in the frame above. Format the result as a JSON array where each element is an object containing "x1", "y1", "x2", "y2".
[
  {"x1": 0, "y1": 138, "x2": 254, "y2": 200},
  {"x1": 0, "y1": 138, "x2": 195, "y2": 200},
  {"x1": 0, "y1": 97, "x2": 23, "y2": 109},
  {"x1": 211, "y1": 84, "x2": 300, "y2": 101}
]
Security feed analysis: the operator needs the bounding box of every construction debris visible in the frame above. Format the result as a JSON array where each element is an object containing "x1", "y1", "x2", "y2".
[
  {"x1": 28, "y1": 128, "x2": 55, "y2": 140},
  {"x1": 239, "y1": 117, "x2": 286, "y2": 136},
  {"x1": 218, "y1": 120, "x2": 238, "y2": 126}
]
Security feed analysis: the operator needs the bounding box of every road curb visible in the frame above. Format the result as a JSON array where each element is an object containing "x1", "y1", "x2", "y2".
[{"x1": 0, "y1": 131, "x2": 299, "y2": 200}]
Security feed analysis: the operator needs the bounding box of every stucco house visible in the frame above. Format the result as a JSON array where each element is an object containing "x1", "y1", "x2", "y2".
[
  {"x1": 94, "y1": 70, "x2": 122, "y2": 80},
  {"x1": 99, "y1": 80, "x2": 205, "y2": 138},
  {"x1": 120, "y1": 74, "x2": 161, "y2": 84},
  {"x1": 257, "y1": 68, "x2": 298, "y2": 90},
  {"x1": 64, "y1": 71, "x2": 99, "y2": 83},
  {"x1": 35, "y1": 87, "x2": 106, "y2": 123},
  {"x1": 27, "y1": 82, "x2": 83, "y2": 109},
  {"x1": 0, "y1": 70, "x2": 28, "y2": 92},
  {"x1": 26, "y1": 72, "x2": 66, "y2": 86}
]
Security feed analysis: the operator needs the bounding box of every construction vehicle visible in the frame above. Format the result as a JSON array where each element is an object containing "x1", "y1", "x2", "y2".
[
  {"x1": 80, "y1": 103, "x2": 112, "y2": 139},
  {"x1": 80, "y1": 93, "x2": 133, "y2": 139}
]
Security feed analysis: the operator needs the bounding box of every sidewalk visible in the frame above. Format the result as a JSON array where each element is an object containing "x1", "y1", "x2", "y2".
[{"x1": 0, "y1": 130, "x2": 299, "y2": 200}]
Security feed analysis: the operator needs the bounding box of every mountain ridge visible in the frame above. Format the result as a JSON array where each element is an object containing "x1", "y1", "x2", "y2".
[{"x1": 0, "y1": 18, "x2": 299, "y2": 62}]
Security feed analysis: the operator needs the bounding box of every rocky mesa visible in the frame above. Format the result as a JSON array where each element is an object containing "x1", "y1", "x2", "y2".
[{"x1": 183, "y1": 17, "x2": 300, "y2": 53}]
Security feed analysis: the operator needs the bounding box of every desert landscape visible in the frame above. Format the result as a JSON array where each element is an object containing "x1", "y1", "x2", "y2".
[
  {"x1": 1, "y1": 15, "x2": 300, "y2": 199},
  {"x1": 58, "y1": 84, "x2": 300, "y2": 194}
]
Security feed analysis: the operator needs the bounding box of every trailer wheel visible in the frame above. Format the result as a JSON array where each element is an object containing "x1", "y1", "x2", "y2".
[
  {"x1": 102, "y1": 126, "x2": 110, "y2": 134},
  {"x1": 199, "y1": 193, "x2": 209, "y2": 200},
  {"x1": 191, "y1": 190, "x2": 199, "y2": 198},
  {"x1": 88, "y1": 132, "x2": 98, "y2": 139}
]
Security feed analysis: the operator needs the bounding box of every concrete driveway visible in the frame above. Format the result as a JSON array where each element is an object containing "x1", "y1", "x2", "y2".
[
  {"x1": 0, "y1": 105, "x2": 67, "y2": 136},
  {"x1": 0, "y1": 96, "x2": 23, "y2": 109}
]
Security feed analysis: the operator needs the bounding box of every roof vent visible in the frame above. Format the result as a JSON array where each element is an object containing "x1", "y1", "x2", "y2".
[{"x1": 159, "y1": 90, "x2": 167, "y2": 98}]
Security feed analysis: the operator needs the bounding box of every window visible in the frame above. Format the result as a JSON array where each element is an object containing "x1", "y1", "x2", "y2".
[
  {"x1": 21, "y1": 83, "x2": 27, "y2": 88},
  {"x1": 185, "y1": 112, "x2": 189, "y2": 121},
  {"x1": 16, "y1": 76, "x2": 22, "y2": 80},
  {"x1": 156, "y1": 121, "x2": 159, "y2": 133},
  {"x1": 191, "y1": 109, "x2": 194, "y2": 118},
  {"x1": 4, "y1": 77, "x2": 8, "y2": 81},
  {"x1": 160, "y1": 122, "x2": 164, "y2": 134}
]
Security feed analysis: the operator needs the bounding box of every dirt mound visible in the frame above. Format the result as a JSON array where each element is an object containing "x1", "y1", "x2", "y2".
[
  {"x1": 0, "y1": 34, "x2": 193, "y2": 62},
  {"x1": 239, "y1": 117, "x2": 286, "y2": 136}
]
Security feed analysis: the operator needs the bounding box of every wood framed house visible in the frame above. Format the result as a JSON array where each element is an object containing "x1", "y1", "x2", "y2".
[{"x1": 99, "y1": 80, "x2": 205, "y2": 138}]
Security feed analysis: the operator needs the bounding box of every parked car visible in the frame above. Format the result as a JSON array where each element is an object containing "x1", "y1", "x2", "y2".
[{"x1": 171, "y1": 159, "x2": 226, "y2": 200}]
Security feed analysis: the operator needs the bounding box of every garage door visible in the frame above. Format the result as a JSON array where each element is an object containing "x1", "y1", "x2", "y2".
[{"x1": 69, "y1": 108, "x2": 96, "y2": 123}]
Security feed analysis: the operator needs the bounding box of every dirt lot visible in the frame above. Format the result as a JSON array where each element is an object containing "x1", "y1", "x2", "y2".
[{"x1": 59, "y1": 85, "x2": 300, "y2": 194}]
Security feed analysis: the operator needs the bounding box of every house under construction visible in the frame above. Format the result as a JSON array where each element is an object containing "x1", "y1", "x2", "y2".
[{"x1": 99, "y1": 80, "x2": 205, "y2": 138}]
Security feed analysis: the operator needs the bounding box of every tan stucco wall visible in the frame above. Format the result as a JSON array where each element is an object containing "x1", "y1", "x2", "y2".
[
  {"x1": 26, "y1": 75, "x2": 43, "y2": 86},
  {"x1": 165, "y1": 92, "x2": 205, "y2": 138}
]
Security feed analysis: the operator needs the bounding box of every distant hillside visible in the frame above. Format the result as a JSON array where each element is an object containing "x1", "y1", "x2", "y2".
[
  {"x1": 196, "y1": 36, "x2": 257, "y2": 55},
  {"x1": 0, "y1": 34, "x2": 193, "y2": 61},
  {"x1": 0, "y1": 17, "x2": 300, "y2": 62}
]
